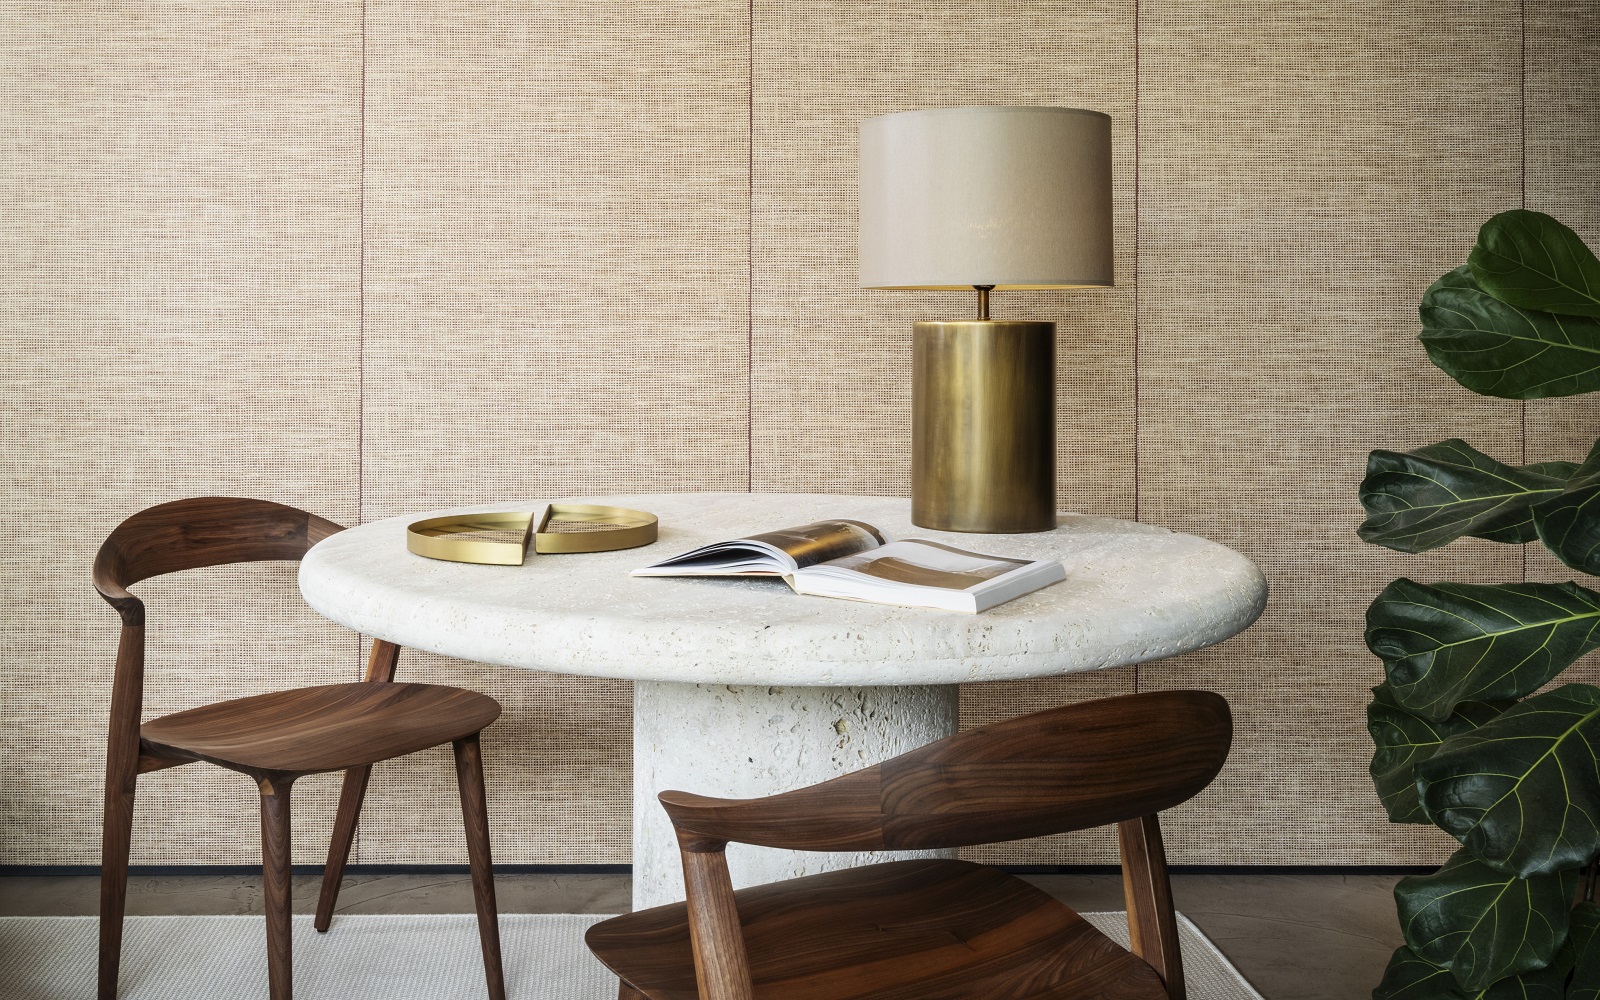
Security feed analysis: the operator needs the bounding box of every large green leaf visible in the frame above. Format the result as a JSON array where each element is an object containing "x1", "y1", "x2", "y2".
[
  {"x1": 1533, "y1": 440, "x2": 1600, "y2": 576},
  {"x1": 1370, "y1": 685, "x2": 1509, "y2": 823},
  {"x1": 1374, "y1": 947, "x2": 1468, "y2": 999},
  {"x1": 1420, "y1": 266, "x2": 1600, "y2": 400},
  {"x1": 1366, "y1": 579, "x2": 1600, "y2": 720},
  {"x1": 1374, "y1": 945, "x2": 1571, "y2": 999},
  {"x1": 1395, "y1": 848, "x2": 1575, "y2": 990},
  {"x1": 1469, "y1": 210, "x2": 1600, "y2": 318},
  {"x1": 1360, "y1": 440, "x2": 1573, "y2": 552},
  {"x1": 1570, "y1": 902, "x2": 1600, "y2": 1000},
  {"x1": 1419, "y1": 684, "x2": 1600, "y2": 877}
]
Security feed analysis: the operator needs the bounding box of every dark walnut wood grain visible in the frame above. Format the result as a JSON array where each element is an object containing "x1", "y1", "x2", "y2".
[
  {"x1": 588, "y1": 859, "x2": 1167, "y2": 1000},
  {"x1": 93, "y1": 498, "x2": 506, "y2": 1000},
  {"x1": 1119, "y1": 815, "x2": 1184, "y2": 1000},
  {"x1": 454, "y1": 733, "x2": 508, "y2": 1000},
  {"x1": 316, "y1": 638, "x2": 403, "y2": 932},
  {"x1": 588, "y1": 690, "x2": 1231, "y2": 1000},
  {"x1": 656, "y1": 690, "x2": 1231, "y2": 853},
  {"x1": 260, "y1": 777, "x2": 295, "y2": 1000},
  {"x1": 138, "y1": 682, "x2": 499, "y2": 775}
]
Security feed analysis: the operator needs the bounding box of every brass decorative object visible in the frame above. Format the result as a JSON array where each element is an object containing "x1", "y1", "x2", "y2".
[
  {"x1": 533, "y1": 504, "x2": 658, "y2": 554},
  {"x1": 859, "y1": 106, "x2": 1114, "y2": 533},
  {"x1": 407, "y1": 505, "x2": 658, "y2": 565},
  {"x1": 914, "y1": 321, "x2": 1055, "y2": 533}
]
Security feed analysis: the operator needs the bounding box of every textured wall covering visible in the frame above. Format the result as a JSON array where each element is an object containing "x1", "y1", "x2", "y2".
[
  {"x1": 1, "y1": 4, "x2": 365, "y2": 865},
  {"x1": 350, "y1": 0, "x2": 750, "y2": 865},
  {"x1": 2, "y1": 1, "x2": 1596, "y2": 868},
  {"x1": 1137, "y1": 1, "x2": 1532, "y2": 864}
]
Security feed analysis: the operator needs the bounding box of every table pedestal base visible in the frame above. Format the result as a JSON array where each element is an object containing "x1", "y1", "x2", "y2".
[{"x1": 631, "y1": 681, "x2": 958, "y2": 910}]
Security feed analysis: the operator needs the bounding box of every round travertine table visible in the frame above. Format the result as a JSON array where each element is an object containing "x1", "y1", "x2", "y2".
[{"x1": 298, "y1": 492, "x2": 1267, "y2": 909}]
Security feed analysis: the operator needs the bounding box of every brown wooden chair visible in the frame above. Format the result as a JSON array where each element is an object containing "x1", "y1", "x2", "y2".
[
  {"x1": 94, "y1": 497, "x2": 506, "y2": 1000},
  {"x1": 586, "y1": 689, "x2": 1231, "y2": 1000}
]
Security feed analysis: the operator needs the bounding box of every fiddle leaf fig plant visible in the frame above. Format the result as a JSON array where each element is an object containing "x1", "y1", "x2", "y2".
[
  {"x1": 1571, "y1": 904, "x2": 1600, "y2": 1000},
  {"x1": 1375, "y1": 944, "x2": 1572, "y2": 1000},
  {"x1": 1366, "y1": 579, "x2": 1600, "y2": 718},
  {"x1": 1468, "y1": 210, "x2": 1600, "y2": 317},
  {"x1": 1394, "y1": 850, "x2": 1576, "y2": 991},
  {"x1": 1363, "y1": 210, "x2": 1600, "y2": 999},
  {"x1": 1367, "y1": 686, "x2": 1507, "y2": 824},
  {"x1": 1358, "y1": 439, "x2": 1575, "y2": 551}
]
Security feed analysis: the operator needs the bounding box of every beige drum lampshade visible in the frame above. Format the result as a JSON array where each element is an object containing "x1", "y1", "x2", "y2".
[{"x1": 859, "y1": 106, "x2": 1114, "y2": 289}]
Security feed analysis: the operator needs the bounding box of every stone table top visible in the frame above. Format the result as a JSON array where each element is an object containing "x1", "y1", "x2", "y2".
[{"x1": 298, "y1": 492, "x2": 1267, "y2": 687}]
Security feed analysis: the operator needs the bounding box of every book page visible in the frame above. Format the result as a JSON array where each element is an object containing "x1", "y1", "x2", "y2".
[
  {"x1": 633, "y1": 519, "x2": 886, "y2": 577},
  {"x1": 820, "y1": 539, "x2": 1029, "y2": 591},
  {"x1": 740, "y1": 519, "x2": 886, "y2": 569}
]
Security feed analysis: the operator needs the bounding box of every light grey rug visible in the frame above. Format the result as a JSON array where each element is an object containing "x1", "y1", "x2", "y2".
[{"x1": 0, "y1": 912, "x2": 1263, "y2": 999}]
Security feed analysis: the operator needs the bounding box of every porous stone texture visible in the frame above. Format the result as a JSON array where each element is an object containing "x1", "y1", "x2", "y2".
[
  {"x1": 300, "y1": 492, "x2": 1268, "y2": 687},
  {"x1": 632, "y1": 681, "x2": 959, "y2": 909}
]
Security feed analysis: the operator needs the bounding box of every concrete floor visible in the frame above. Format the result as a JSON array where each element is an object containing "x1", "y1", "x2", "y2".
[{"x1": 0, "y1": 870, "x2": 1404, "y2": 999}]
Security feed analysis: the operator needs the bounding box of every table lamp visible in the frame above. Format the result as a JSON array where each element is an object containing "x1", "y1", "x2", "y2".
[{"x1": 859, "y1": 106, "x2": 1113, "y2": 533}]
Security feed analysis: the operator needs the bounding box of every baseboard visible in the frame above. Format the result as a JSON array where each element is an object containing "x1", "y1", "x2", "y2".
[
  {"x1": 0, "y1": 862, "x2": 1434, "y2": 877},
  {"x1": 0, "y1": 864, "x2": 631, "y2": 877},
  {"x1": 1003, "y1": 864, "x2": 1436, "y2": 875}
]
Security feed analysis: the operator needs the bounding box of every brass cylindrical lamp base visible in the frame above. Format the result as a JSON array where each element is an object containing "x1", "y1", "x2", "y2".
[{"x1": 912, "y1": 321, "x2": 1056, "y2": 533}]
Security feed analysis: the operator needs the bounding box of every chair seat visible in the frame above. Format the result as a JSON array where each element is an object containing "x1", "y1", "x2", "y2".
[
  {"x1": 585, "y1": 859, "x2": 1167, "y2": 1000},
  {"x1": 140, "y1": 682, "x2": 501, "y2": 775}
]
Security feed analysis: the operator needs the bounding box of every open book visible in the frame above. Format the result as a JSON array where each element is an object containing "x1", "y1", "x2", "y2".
[{"x1": 632, "y1": 519, "x2": 1065, "y2": 613}]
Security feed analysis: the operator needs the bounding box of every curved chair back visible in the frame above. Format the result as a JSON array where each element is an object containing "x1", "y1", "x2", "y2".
[
  {"x1": 660, "y1": 689, "x2": 1231, "y2": 852},
  {"x1": 94, "y1": 497, "x2": 343, "y2": 626},
  {"x1": 91, "y1": 497, "x2": 347, "y2": 783}
]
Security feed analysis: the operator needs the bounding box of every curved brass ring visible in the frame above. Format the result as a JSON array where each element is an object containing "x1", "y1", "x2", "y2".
[
  {"x1": 406, "y1": 511, "x2": 534, "y2": 565},
  {"x1": 532, "y1": 504, "x2": 658, "y2": 554},
  {"x1": 406, "y1": 505, "x2": 659, "y2": 565}
]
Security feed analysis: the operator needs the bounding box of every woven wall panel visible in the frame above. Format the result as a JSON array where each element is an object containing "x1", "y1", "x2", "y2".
[
  {"x1": 1137, "y1": 1, "x2": 1532, "y2": 864},
  {"x1": 1524, "y1": 0, "x2": 1600, "y2": 479},
  {"x1": 6, "y1": 2, "x2": 1598, "y2": 869},
  {"x1": 1524, "y1": 1, "x2": 1600, "y2": 664},
  {"x1": 354, "y1": 1, "x2": 749, "y2": 863},
  {"x1": 0, "y1": 4, "x2": 363, "y2": 864},
  {"x1": 360, "y1": 0, "x2": 750, "y2": 518}
]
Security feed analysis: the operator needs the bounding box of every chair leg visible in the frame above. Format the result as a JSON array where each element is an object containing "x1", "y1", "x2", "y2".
[
  {"x1": 1119, "y1": 814, "x2": 1184, "y2": 1000},
  {"x1": 453, "y1": 734, "x2": 505, "y2": 1000},
  {"x1": 97, "y1": 764, "x2": 137, "y2": 1000},
  {"x1": 315, "y1": 640, "x2": 402, "y2": 931},
  {"x1": 260, "y1": 777, "x2": 296, "y2": 1000},
  {"x1": 315, "y1": 764, "x2": 372, "y2": 932}
]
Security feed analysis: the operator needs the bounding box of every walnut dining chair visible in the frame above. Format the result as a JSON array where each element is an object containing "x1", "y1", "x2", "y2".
[
  {"x1": 586, "y1": 689, "x2": 1231, "y2": 1000},
  {"x1": 93, "y1": 497, "x2": 506, "y2": 1000}
]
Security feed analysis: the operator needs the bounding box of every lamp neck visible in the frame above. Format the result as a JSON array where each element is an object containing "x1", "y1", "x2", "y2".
[{"x1": 975, "y1": 285, "x2": 994, "y2": 321}]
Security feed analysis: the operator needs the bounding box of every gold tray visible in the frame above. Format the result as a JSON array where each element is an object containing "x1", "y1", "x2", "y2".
[{"x1": 406, "y1": 504, "x2": 658, "y2": 565}]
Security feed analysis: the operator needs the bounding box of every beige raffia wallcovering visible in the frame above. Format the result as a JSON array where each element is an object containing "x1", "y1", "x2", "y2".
[{"x1": 2, "y1": 1, "x2": 1596, "y2": 868}]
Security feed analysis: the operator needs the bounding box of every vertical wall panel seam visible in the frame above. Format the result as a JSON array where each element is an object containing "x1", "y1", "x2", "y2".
[
  {"x1": 1132, "y1": 0, "x2": 1142, "y2": 694},
  {"x1": 1520, "y1": 0, "x2": 1528, "y2": 583},
  {"x1": 352, "y1": 0, "x2": 370, "y2": 861},
  {"x1": 357, "y1": 0, "x2": 369, "y2": 530},
  {"x1": 1520, "y1": 0, "x2": 1527, "y2": 214},
  {"x1": 746, "y1": 0, "x2": 755, "y2": 492}
]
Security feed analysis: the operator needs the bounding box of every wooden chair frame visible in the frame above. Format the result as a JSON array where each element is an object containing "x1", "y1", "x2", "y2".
[
  {"x1": 93, "y1": 497, "x2": 504, "y2": 1000},
  {"x1": 593, "y1": 689, "x2": 1232, "y2": 1000}
]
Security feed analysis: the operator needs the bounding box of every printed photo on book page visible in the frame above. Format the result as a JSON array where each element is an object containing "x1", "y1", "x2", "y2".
[{"x1": 632, "y1": 519, "x2": 885, "y2": 576}]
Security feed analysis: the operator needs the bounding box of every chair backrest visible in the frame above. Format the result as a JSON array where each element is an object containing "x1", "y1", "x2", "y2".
[
  {"x1": 93, "y1": 497, "x2": 347, "y2": 775},
  {"x1": 660, "y1": 689, "x2": 1231, "y2": 852},
  {"x1": 93, "y1": 497, "x2": 343, "y2": 626}
]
